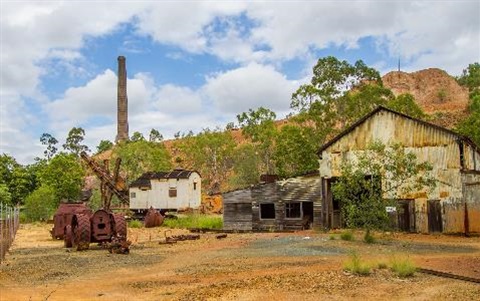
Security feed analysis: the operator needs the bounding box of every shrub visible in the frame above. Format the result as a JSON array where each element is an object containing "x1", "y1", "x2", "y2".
[
  {"x1": 329, "y1": 234, "x2": 336, "y2": 240},
  {"x1": 390, "y1": 256, "x2": 416, "y2": 278},
  {"x1": 163, "y1": 214, "x2": 222, "y2": 229},
  {"x1": 24, "y1": 185, "x2": 57, "y2": 222},
  {"x1": 377, "y1": 262, "x2": 388, "y2": 269},
  {"x1": 343, "y1": 252, "x2": 371, "y2": 275},
  {"x1": 340, "y1": 230, "x2": 354, "y2": 241},
  {"x1": 363, "y1": 229, "x2": 376, "y2": 244},
  {"x1": 128, "y1": 220, "x2": 143, "y2": 228}
]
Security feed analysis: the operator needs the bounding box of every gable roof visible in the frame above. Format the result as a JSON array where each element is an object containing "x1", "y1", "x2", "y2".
[
  {"x1": 317, "y1": 106, "x2": 480, "y2": 155},
  {"x1": 130, "y1": 169, "x2": 199, "y2": 188}
]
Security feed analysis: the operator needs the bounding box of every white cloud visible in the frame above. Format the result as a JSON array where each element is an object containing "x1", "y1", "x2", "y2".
[
  {"x1": 135, "y1": 2, "x2": 246, "y2": 53},
  {"x1": 204, "y1": 63, "x2": 298, "y2": 114},
  {"x1": 45, "y1": 70, "x2": 153, "y2": 129},
  {"x1": 154, "y1": 85, "x2": 202, "y2": 114},
  {"x1": 0, "y1": 91, "x2": 43, "y2": 163}
]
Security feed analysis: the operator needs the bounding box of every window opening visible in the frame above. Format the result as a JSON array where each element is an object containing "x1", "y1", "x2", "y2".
[
  {"x1": 260, "y1": 203, "x2": 275, "y2": 219},
  {"x1": 285, "y1": 202, "x2": 301, "y2": 218}
]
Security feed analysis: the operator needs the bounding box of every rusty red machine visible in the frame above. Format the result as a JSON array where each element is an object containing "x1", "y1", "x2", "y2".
[
  {"x1": 61, "y1": 152, "x2": 130, "y2": 251},
  {"x1": 51, "y1": 203, "x2": 92, "y2": 240}
]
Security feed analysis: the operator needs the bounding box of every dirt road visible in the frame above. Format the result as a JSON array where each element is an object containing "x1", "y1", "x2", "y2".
[{"x1": 1, "y1": 223, "x2": 479, "y2": 300}]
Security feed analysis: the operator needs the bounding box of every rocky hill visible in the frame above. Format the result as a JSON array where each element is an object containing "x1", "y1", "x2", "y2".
[{"x1": 383, "y1": 68, "x2": 469, "y2": 128}]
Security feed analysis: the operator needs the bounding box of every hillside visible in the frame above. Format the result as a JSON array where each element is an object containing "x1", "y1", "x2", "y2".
[
  {"x1": 94, "y1": 67, "x2": 471, "y2": 193},
  {"x1": 383, "y1": 68, "x2": 469, "y2": 128}
]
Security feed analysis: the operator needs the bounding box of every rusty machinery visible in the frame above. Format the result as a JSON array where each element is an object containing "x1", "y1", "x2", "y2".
[
  {"x1": 63, "y1": 152, "x2": 129, "y2": 251},
  {"x1": 51, "y1": 203, "x2": 92, "y2": 240}
]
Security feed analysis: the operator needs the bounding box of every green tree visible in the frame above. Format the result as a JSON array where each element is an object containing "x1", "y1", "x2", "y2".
[
  {"x1": 230, "y1": 144, "x2": 261, "y2": 188},
  {"x1": 457, "y1": 95, "x2": 480, "y2": 146},
  {"x1": 237, "y1": 107, "x2": 277, "y2": 175},
  {"x1": 114, "y1": 140, "x2": 172, "y2": 181},
  {"x1": 274, "y1": 125, "x2": 318, "y2": 177},
  {"x1": 0, "y1": 154, "x2": 16, "y2": 186},
  {"x1": 0, "y1": 183, "x2": 12, "y2": 204},
  {"x1": 131, "y1": 131, "x2": 145, "y2": 142},
  {"x1": 63, "y1": 127, "x2": 90, "y2": 156},
  {"x1": 0, "y1": 154, "x2": 36, "y2": 205},
  {"x1": 24, "y1": 185, "x2": 57, "y2": 221},
  {"x1": 96, "y1": 140, "x2": 114, "y2": 154},
  {"x1": 333, "y1": 141, "x2": 436, "y2": 230},
  {"x1": 8, "y1": 165, "x2": 33, "y2": 205},
  {"x1": 37, "y1": 153, "x2": 84, "y2": 201},
  {"x1": 340, "y1": 84, "x2": 395, "y2": 127},
  {"x1": 387, "y1": 93, "x2": 426, "y2": 119},
  {"x1": 456, "y1": 62, "x2": 480, "y2": 97},
  {"x1": 178, "y1": 128, "x2": 235, "y2": 193},
  {"x1": 40, "y1": 133, "x2": 58, "y2": 161},
  {"x1": 149, "y1": 128, "x2": 163, "y2": 142},
  {"x1": 290, "y1": 56, "x2": 383, "y2": 147}
]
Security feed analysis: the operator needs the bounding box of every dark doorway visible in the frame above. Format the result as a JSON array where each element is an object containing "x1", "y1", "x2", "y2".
[
  {"x1": 397, "y1": 200, "x2": 415, "y2": 232},
  {"x1": 428, "y1": 200, "x2": 443, "y2": 233},
  {"x1": 260, "y1": 203, "x2": 275, "y2": 219},
  {"x1": 302, "y1": 202, "x2": 314, "y2": 229}
]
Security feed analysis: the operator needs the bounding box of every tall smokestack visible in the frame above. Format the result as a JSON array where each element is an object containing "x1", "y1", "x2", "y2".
[{"x1": 116, "y1": 56, "x2": 129, "y2": 142}]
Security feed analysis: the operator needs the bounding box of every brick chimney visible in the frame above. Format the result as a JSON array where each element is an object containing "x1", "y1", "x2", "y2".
[{"x1": 116, "y1": 56, "x2": 129, "y2": 143}]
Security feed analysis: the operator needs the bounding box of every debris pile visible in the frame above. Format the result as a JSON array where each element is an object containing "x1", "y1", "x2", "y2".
[
  {"x1": 107, "y1": 235, "x2": 131, "y2": 254},
  {"x1": 160, "y1": 231, "x2": 201, "y2": 244}
]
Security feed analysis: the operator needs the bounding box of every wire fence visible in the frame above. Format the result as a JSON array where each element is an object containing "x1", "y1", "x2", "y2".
[{"x1": 0, "y1": 203, "x2": 20, "y2": 264}]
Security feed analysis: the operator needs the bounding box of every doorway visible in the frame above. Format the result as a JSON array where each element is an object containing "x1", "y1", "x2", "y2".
[
  {"x1": 397, "y1": 200, "x2": 415, "y2": 232},
  {"x1": 427, "y1": 200, "x2": 443, "y2": 233}
]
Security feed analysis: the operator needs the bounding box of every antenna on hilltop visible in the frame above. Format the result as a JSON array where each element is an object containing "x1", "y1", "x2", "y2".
[{"x1": 398, "y1": 57, "x2": 401, "y2": 72}]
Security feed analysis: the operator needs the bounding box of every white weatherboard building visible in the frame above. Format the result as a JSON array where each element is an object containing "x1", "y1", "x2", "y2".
[{"x1": 129, "y1": 169, "x2": 201, "y2": 214}]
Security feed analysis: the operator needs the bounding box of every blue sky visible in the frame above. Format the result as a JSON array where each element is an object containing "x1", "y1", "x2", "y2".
[{"x1": 1, "y1": 0, "x2": 479, "y2": 163}]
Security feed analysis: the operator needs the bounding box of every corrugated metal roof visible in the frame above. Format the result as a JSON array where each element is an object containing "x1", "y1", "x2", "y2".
[
  {"x1": 130, "y1": 169, "x2": 198, "y2": 188},
  {"x1": 317, "y1": 106, "x2": 480, "y2": 155}
]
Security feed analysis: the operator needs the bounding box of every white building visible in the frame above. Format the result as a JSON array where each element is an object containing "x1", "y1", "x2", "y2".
[{"x1": 129, "y1": 169, "x2": 201, "y2": 214}]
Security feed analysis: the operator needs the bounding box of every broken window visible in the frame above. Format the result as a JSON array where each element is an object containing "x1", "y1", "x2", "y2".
[
  {"x1": 130, "y1": 192, "x2": 136, "y2": 198},
  {"x1": 169, "y1": 188, "x2": 177, "y2": 197},
  {"x1": 260, "y1": 203, "x2": 275, "y2": 219},
  {"x1": 285, "y1": 202, "x2": 301, "y2": 218}
]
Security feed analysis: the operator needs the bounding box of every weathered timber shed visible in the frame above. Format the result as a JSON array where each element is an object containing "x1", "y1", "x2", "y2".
[
  {"x1": 223, "y1": 174, "x2": 322, "y2": 231},
  {"x1": 318, "y1": 106, "x2": 480, "y2": 234}
]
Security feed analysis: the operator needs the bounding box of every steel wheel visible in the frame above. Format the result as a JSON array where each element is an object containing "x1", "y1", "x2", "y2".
[
  {"x1": 112, "y1": 213, "x2": 127, "y2": 241},
  {"x1": 72, "y1": 214, "x2": 91, "y2": 251}
]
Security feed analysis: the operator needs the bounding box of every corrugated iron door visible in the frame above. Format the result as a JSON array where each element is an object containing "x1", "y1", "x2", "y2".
[
  {"x1": 397, "y1": 200, "x2": 410, "y2": 232},
  {"x1": 428, "y1": 200, "x2": 443, "y2": 233}
]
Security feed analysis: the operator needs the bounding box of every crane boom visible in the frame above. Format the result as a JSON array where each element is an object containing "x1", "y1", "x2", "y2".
[{"x1": 80, "y1": 151, "x2": 129, "y2": 207}]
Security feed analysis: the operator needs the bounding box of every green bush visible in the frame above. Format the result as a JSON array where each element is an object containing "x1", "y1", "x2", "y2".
[
  {"x1": 163, "y1": 214, "x2": 223, "y2": 229},
  {"x1": 128, "y1": 220, "x2": 143, "y2": 228},
  {"x1": 329, "y1": 234, "x2": 336, "y2": 240},
  {"x1": 24, "y1": 185, "x2": 57, "y2": 222},
  {"x1": 340, "y1": 230, "x2": 354, "y2": 241},
  {"x1": 377, "y1": 262, "x2": 388, "y2": 269},
  {"x1": 363, "y1": 229, "x2": 376, "y2": 244},
  {"x1": 343, "y1": 252, "x2": 371, "y2": 275},
  {"x1": 19, "y1": 211, "x2": 29, "y2": 224},
  {"x1": 390, "y1": 256, "x2": 416, "y2": 278}
]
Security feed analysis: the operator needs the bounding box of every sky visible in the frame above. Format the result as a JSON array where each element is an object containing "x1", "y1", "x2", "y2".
[{"x1": 1, "y1": 0, "x2": 479, "y2": 164}]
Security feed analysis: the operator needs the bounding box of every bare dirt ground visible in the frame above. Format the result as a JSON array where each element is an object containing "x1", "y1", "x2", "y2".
[{"x1": 1, "y1": 223, "x2": 480, "y2": 301}]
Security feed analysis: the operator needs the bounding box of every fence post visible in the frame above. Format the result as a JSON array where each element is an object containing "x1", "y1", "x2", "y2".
[{"x1": 1, "y1": 203, "x2": 3, "y2": 263}]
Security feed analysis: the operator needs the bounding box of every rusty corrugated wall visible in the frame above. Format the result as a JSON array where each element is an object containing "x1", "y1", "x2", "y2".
[{"x1": 319, "y1": 108, "x2": 480, "y2": 234}]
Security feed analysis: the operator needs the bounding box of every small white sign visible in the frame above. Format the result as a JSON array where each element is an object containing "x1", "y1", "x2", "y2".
[{"x1": 386, "y1": 206, "x2": 396, "y2": 213}]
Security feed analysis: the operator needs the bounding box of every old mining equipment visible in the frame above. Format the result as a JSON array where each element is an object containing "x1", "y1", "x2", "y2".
[
  {"x1": 63, "y1": 152, "x2": 130, "y2": 251},
  {"x1": 51, "y1": 202, "x2": 92, "y2": 240}
]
